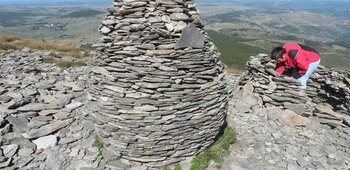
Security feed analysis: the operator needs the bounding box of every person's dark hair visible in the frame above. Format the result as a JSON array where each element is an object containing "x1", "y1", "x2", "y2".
[{"x1": 271, "y1": 47, "x2": 285, "y2": 60}]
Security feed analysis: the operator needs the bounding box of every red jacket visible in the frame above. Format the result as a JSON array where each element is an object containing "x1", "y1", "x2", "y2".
[{"x1": 275, "y1": 42, "x2": 320, "y2": 77}]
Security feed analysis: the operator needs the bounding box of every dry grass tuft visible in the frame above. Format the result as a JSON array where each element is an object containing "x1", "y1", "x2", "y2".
[{"x1": 225, "y1": 66, "x2": 244, "y2": 74}]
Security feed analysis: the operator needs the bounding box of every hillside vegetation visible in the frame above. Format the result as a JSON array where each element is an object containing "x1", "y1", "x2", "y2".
[{"x1": 207, "y1": 30, "x2": 268, "y2": 71}]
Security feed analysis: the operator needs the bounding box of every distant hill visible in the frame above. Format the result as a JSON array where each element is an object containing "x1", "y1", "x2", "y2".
[{"x1": 61, "y1": 9, "x2": 103, "y2": 18}]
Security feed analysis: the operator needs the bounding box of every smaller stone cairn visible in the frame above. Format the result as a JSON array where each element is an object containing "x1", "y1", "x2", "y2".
[{"x1": 235, "y1": 54, "x2": 350, "y2": 128}]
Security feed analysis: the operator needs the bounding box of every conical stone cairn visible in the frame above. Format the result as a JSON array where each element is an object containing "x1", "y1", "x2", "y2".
[{"x1": 88, "y1": 0, "x2": 228, "y2": 166}]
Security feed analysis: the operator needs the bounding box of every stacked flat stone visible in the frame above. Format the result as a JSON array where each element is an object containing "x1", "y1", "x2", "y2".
[
  {"x1": 88, "y1": 0, "x2": 227, "y2": 166},
  {"x1": 307, "y1": 67, "x2": 350, "y2": 113},
  {"x1": 238, "y1": 54, "x2": 350, "y2": 128}
]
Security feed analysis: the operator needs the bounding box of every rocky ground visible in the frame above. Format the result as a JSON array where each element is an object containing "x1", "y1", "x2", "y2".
[
  {"x1": 0, "y1": 49, "x2": 109, "y2": 169},
  {"x1": 1, "y1": 49, "x2": 349, "y2": 169},
  {"x1": 223, "y1": 73, "x2": 350, "y2": 170}
]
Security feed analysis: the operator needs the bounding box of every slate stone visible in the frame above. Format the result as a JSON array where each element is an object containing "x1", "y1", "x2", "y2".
[
  {"x1": 6, "y1": 116, "x2": 29, "y2": 132},
  {"x1": 174, "y1": 21, "x2": 187, "y2": 32},
  {"x1": 235, "y1": 101, "x2": 251, "y2": 113},
  {"x1": 100, "y1": 26, "x2": 111, "y2": 34},
  {"x1": 279, "y1": 110, "x2": 311, "y2": 126},
  {"x1": 7, "y1": 98, "x2": 32, "y2": 109},
  {"x1": 0, "y1": 96, "x2": 12, "y2": 103},
  {"x1": 65, "y1": 101, "x2": 83, "y2": 111},
  {"x1": 242, "y1": 81, "x2": 254, "y2": 96},
  {"x1": 102, "y1": 20, "x2": 117, "y2": 26},
  {"x1": 242, "y1": 94, "x2": 262, "y2": 107},
  {"x1": 22, "y1": 119, "x2": 73, "y2": 139},
  {"x1": 33, "y1": 135, "x2": 57, "y2": 149},
  {"x1": 0, "y1": 158, "x2": 12, "y2": 168},
  {"x1": 105, "y1": 160, "x2": 130, "y2": 170},
  {"x1": 17, "y1": 103, "x2": 50, "y2": 112},
  {"x1": 1, "y1": 144, "x2": 19, "y2": 157},
  {"x1": 169, "y1": 13, "x2": 189, "y2": 21},
  {"x1": 134, "y1": 105, "x2": 159, "y2": 112},
  {"x1": 45, "y1": 149, "x2": 63, "y2": 170},
  {"x1": 175, "y1": 24, "x2": 205, "y2": 49},
  {"x1": 15, "y1": 156, "x2": 33, "y2": 168},
  {"x1": 284, "y1": 103, "x2": 307, "y2": 115},
  {"x1": 0, "y1": 87, "x2": 7, "y2": 95},
  {"x1": 18, "y1": 148, "x2": 34, "y2": 157}
]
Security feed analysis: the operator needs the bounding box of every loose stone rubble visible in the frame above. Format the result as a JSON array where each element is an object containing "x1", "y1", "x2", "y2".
[
  {"x1": 0, "y1": 50, "x2": 103, "y2": 169},
  {"x1": 221, "y1": 76, "x2": 350, "y2": 170},
  {"x1": 223, "y1": 72, "x2": 350, "y2": 170},
  {"x1": 221, "y1": 54, "x2": 350, "y2": 170},
  {"x1": 88, "y1": 0, "x2": 228, "y2": 166}
]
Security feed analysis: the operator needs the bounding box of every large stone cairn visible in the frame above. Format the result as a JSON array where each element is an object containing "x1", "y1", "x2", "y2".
[
  {"x1": 238, "y1": 54, "x2": 350, "y2": 128},
  {"x1": 88, "y1": 0, "x2": 227, "y2": 166}
]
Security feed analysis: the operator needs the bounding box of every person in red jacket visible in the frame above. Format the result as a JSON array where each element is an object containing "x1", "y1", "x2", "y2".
[{"x1": 271, "y1": 42, "x2": 321, "y2": 89}]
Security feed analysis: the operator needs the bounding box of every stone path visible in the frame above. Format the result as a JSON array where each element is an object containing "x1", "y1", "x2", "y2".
[{"x1": 222, "y1": 74, "x2": 350, "y2": 170}]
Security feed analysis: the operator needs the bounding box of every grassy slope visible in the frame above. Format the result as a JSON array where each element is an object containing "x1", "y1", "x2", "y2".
[{"x1": 207, "y1": 30, "x2": 269, "y2": 70}]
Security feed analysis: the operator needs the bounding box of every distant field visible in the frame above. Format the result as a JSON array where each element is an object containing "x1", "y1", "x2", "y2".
[
  {"x1": 207, "y1": 30, "x2": 268, "y2": 70},
  {"x1": 0, "y1": 14, "x2": 103, "y2": 43},
  {"x1": 321, "y1": 51, "x2": 350, "y2": 70},
  {"x1": 61, "y1": 9, "x2": 104, "y2": 18}
]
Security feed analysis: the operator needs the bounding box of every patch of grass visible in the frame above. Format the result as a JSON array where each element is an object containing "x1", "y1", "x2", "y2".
[
  {"x1": 43, "y1": 57, "x2": 86, "y2": 68},
  {"x1": 162, "y1": 166, "x2": 171, "y2": 170},
  {"x1": 43, "y1": 57, "x2": 56, "y2": 64},
  {"x1": 174, "y1": 163, "x2": 182, "y2": 170},
  {"x1": 161, "y1": 163, "x2": 182, "y2": 170},
  {"x1": 190, "y1": 125, "x2": 236, "y2": 170},
  {"x1": 56, "y1": 61, "x2": 87, "y2": 68},
  {"x1": 0, "y1": 43, "x2": 17, "y2": 50},
  {"x1": 225, "y1": 66, "x2": 243, "y2": 74},
  {"x1": 93, "y1": 136, "x2": 104, "y2": 159},
  {"x1": 0, "y1": 34, "x2": 20, "y2": 42}
]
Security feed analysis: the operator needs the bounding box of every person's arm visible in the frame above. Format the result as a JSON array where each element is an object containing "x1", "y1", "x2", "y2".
[
  {"x1": 288, "y1": 49, "x2": 308, "y2": 76},
  {"x1": 274, "y1": 62, "x2": 285, "y2": 75},
  {"x1": 295, "y1": 57, "x2": 309, "y2": 76}
]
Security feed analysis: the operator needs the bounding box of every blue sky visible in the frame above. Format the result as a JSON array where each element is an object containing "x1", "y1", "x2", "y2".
[{"x1": 0, "y1": 0, "x2": 110, "y2": 5}]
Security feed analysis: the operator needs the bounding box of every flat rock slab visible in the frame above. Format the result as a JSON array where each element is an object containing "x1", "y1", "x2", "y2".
[
  {"x1": 6, "y1": 116, "x2": 29, "y2": 132},
  {"x1": 266, "y1": 107, "x2": 284, "y2": 121},
  {"x1": 175, "y1": 24, "x2": 205, "y2": 49},
  {"x1": 22, "y1": 118, "x2": 74, "y2": 139},
  {"x1": 1, "y1": 144, "x2": 19, "y2": 158},
  {"x1": 279, "y1": 110, "x2": 311, "y2": 126},
  {"x1": 33, "y1": 135, "x2": 57, "y2": 149}
]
